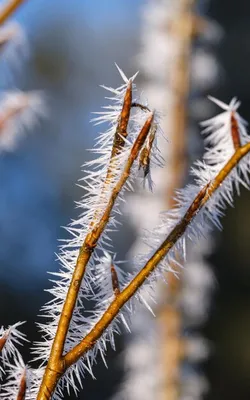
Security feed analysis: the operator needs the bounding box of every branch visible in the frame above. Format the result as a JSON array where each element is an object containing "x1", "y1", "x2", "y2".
[
  {"x1": 37, "y1": 112, "x2": 154, "y2": 400},
  {"x1": 63, "y1": 142, "x2": 250, "y2": 369},
  {"x1": 0, "y1": 0, "x2": 26, "y2": 25},
  {"x1": 90, "y1": 81, "x2": 132, "y2": 228}
]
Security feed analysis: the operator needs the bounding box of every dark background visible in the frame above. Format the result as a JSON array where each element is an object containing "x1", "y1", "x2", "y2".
[
  {"x1": 205, "y1": 1, "x2": 250, "y2": 399},
  {"x1": 1, "y1": 1, "x2": 250, "y2": 399}
]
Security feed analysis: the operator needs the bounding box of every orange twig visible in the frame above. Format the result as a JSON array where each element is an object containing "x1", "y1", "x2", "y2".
[
  {"x1": 63, "y1": 143, "x2": 250, "y2": 377},
  {"x1": 37, "y1": 112, "x2": 154, "y2": 400}
]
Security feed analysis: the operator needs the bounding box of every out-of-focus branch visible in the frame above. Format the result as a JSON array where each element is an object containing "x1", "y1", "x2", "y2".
[
  {"x1": 159, "y1": 1, "x2": 198, "y2": 398},
  {"x1": 0, "y1": 0, "x2": 26, "y2": 25}
]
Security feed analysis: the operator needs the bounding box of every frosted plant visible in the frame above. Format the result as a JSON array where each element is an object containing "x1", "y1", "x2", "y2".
[
  {"x1": 0, "y1": 3, "x2": 250, "y2": 400},
  {"x1": 1, "y1": 62, "x2": 250, "y2": 398},
  {"x1": 0, "y1": 322, "x2": 27, "y2": 377},
  {"x1": 29, "y1": 66, "x2": 250, "y2": 399}
]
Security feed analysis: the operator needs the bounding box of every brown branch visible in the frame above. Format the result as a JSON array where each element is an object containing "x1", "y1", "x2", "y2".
[
  {"x1": 0, "y1": 0, "x2": 26, "y2": 25},
  {"x1": 90, "y1": 81, "x2": 132, "y2": 229},
  {"x1": 161, "y1": 2, "x2": 195, "y2": 397},
  {"x1": 37, "y1": 112, "x2": 154, "y2": 400},
  {"x1": 62, "y1": 142, "x2": 250, "y2": 372}
]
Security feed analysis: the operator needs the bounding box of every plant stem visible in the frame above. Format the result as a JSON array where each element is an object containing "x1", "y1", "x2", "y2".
[
  {"x1": 38, "y1": 142, "x2": 250, "y2": 399},
  {"x1": 63, "y1": 142, "x2": 250, "y2": 369},
  {"x1": 37, "y1": 112, "x2": 154, "y2": 400}
]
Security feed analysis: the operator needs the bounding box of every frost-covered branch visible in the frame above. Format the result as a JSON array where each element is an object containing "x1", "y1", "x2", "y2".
[
  {"x1": 63, "y1": 139, "x2": 250, "y2": 369},
  {"x1": 34, "y1": 61, "x2": 250, "y2": 399},
  {"x1": 37, "y1": 72, "x2": 156, "y2": 399}
]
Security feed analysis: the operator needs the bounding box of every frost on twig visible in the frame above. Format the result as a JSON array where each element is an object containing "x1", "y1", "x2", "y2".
[
  {"x1": 31, "y1": 55, "x2": 250, "y2": 400},
  {"x1": 0, "y1": 352, "x2": 43, "y2": 400},
  {"x1": 34, "y1": 66, "x2": 162, "y2": 399},
  {"x1": 0, "y1": 321, "x2": 27, "y2": 379}
]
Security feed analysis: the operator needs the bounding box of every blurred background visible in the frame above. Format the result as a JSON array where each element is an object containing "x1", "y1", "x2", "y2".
[{"x1": 1, "y1": 0, "x2": 250, "y2": 399}]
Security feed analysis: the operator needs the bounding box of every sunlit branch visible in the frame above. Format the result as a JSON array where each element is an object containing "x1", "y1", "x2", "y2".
[
  {"x1": 63, "y1": 142, "x2": 250, "y2": 371},
  {"x1": 37, "y1": 112, "x2": 154, "y2": 400}
]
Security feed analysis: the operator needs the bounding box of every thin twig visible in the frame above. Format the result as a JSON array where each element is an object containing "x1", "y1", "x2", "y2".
[
  {"x1": 62, "y1": 142, "x2": 250, "y2": 373},
  {"x1": 37, "y1": 112, "x2": 154, "y2": 400},
  {"x1": 90, "y1": 81, "x2": 132, "y2": 228},
  {"x1": 110, "y1": 80, "x2": 132, "y2": 161},
  {"x1": 37, "y1": 136, "x2": 250, "y2": 399},
  {"x1": 131, "y1": 102, "x2": 151, "y2": 112}
]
